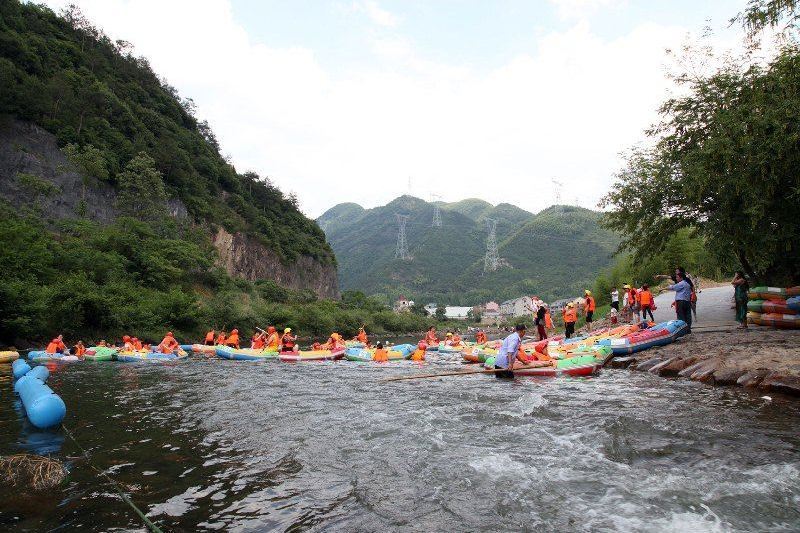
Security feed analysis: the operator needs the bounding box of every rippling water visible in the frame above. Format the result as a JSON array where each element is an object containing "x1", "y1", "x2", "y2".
[{"x1": 1, "y1": 356, "x2": 799, "y2": 532}]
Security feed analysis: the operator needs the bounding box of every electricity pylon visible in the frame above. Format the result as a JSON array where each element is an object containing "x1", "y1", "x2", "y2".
[
  {"x1": 395, "y1": 214, "x2": 411, "y2": 261},
  {"x1": 484, "y1": 218, "x2": 499, "y2": 272},
  {"x1": 552, "y1": 179, "x2": 564, "y2": 216},
  {"x1": 430, "y1": 194, "x2": 442, "y2": 227}
]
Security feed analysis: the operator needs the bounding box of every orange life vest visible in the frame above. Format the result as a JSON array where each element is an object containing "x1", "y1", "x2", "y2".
[
  {"x1": 252, "y1": 334, "x2": 265, "y2": 350},
  {"x1": 411, "y1": 349, "x2": 425, "y2": 361},
  {"x1": 475, "y1": 332, "x2": 487, "y2": 344},
  {"x1": 563, "y1": 307, "x2": 577, "y2": 323},
  {"x1": 266, "y1": 332, "x2": 280, "y2": 349},
  {"x1": 216, "y1": 334, "x2": 226, "y2": 345},
  {"x1": 545, "y1": 311, "x2": 553, "y2": 329},
  {"x1": 46, "y1": 341, "x2": 59, "y2": 354},
  {"x1": 425, "y1": 332, "x2": 438, "y2": 345},
  {"x1": 74, "y1": 344, "x2": 86, "y2": 356},
  {"x1": 585, "y1": 296, "x2": 596, "y2": 312},
  {"x1": 639, "y1": 290, "x2": 653, "y2": 306},
  {"x1": 357, "y1": 330, "x2": 368, "y2": 343},
  {"x1": 205, "y1": 331, "x2": 215, "y2": 343},
  {"x1": 226, "y1": 333, "x2": 240, "y2": 349},
  {"x1": 372, "y1": 349, "x2": 389, "y2": 362}
]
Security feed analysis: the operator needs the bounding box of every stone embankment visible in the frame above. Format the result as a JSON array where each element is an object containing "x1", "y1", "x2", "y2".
[{"x1": 610, "y1": 328, "x2": 800, "y2": 397}]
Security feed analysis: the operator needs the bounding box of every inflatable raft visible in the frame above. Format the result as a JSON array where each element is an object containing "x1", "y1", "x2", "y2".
[
  {"x1": 117, "y1": 349, "x2": 188, "y2": 362},
  {"x1": 84, "y1": 346, "x2": 117, "y2": 361},
  {"x1": 215, "y1": 346, "x2": 279, "y2": 361},
  {"x1": 747, "y1": 299, "x2": 796, "y2": 314},
  {"x1": 279, "y1": 348, "x2": 345, "y2": 362},
  {"x1": 749, "y1": 312, "x2": 800, "y2": 329},
  {"x1": 27, "y1": 351, "x2": 80, "y2": 362},
  {"x1": 483, "y1": 355, "x2": 600, "y2": 377},
  {"x1": 191, "y1": 343, "x2": 219, "y2": 355},
  {"x1": 344, "y1": 344, "x2": 414, "y2": 362},
  {"x1": 438, "y1": 342, "x2": 466, "y2": 354},
  {"x1": 0, "y1": 350, "x2": 20, "y2": 363},
  {"x1": 598, "y1": 320, "x2": 688, "y2": 355}
]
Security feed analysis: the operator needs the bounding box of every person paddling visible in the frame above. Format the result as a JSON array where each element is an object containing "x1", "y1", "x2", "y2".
[
  {"x1": 215, "y1": 331, "x2": 227, "y2": 346},
  {"x1": 204, "y1": 329, "x2": 215, "y2": 346},
  {"x1": 225, "y1": 329, "x2": 240, "y2": 349},
  {"x1": 158, "y1": 332, "x2": 179, "y2": 354},
  {"x1": 355, "y1": 327, "x2": 369, "y2": 346},
  {"x1": 46, "y1": 335, "x2": 67, "y2": 354},
  {"x1": 493, "y1": 324, "x2": 529, "y2": 379},
  {"x1": 73, "y1": 340, "x2": 86, "y2": 358},
  {"x1": 251, "y1": 330, "x2": 266, "y2": 350},
  {"x1": 264, "y1": 326, "x2": 280, "y2": 350}
]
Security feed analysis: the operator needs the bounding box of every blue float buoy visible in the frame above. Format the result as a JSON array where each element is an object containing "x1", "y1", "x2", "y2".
[{"x1": 12, "y1": 358, "x2": 31, "y2": 380}]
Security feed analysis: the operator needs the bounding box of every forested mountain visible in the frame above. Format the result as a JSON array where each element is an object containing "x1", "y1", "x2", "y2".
[
  {"x1": 0, "y1": 2, "x2": 341, "y2": 344},
  {"x1": 319, "y1": 197, "x2": 618, "y2": 305}
]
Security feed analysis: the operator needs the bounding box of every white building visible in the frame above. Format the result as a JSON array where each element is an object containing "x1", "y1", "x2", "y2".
[
  {"x1": 393, "y1": 295, "x2": 414, "y2": 313},
  {"x1": 444, "y1": 306, "x2": 473, "y2": 320},
  {"x1": 499, "y1": 296, "x2": 536, "y2": 318}
]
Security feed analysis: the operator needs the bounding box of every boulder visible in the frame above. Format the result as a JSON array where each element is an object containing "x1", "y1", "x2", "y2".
[
  {"x1": 759, "y1": 373, "x2": 800, "y2": 397},
  {"x1": 736, "y1": 368, "x2": 770, "y2": 388},
  {"x1": 634, "y1": 357, "x2": 666, "y2": 373},
  {"x1": 651, "y1": 356, "x2": 696, "y2": 377},
  {"x1": 678, "y1": 360, "x2": 709, "y2": 378},
  {"x1": 610, "y1": 356, "x2": 637, "y2": 369},
  {"x1": 710, "y1": 367, "x2": 747, "y2": 386}
]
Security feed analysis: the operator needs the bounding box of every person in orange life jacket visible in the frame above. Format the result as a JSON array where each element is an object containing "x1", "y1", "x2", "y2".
[
  {"x1": 72, "y1": 340, "x2": 86, "y2": 357},
  {"x1": 583, "y1": 290, "x2": 596, "y2": 331},
  {"x1": 251, "y1": 330, "x2": 266, "y2": 350},
  {"x1": 534, "y1": 304, "x2": 548, "y2": 341},
  {"x1": 639, "y1": 284, "x2": 655, "y2": 322},
  {"x1": 354, "y1": 327, "x2": 369, "y2": 346},
  {"x1": 158, "y1": 332, "x2": 179, "y2": 354},
  {"x1": 204, "y1": 330, "x2": 215, "y2": 345},
  {"x1": 545, "y1": 307, "x2": 554, "y2": 330},
  {"x1": 372, "y1": 342, "x2": 389, "y2": 362},
  {"x1": 475, "y1": 330, "x2": 487, "y2": 345},
  {"x1": 281, "y1": 328, "x2": 298, "y2": 352},
  {"x1": 411, "y1": 341, "x2": 426, "y2": 361},
  {"x1": 121, "y1": 335, "x2": 135, "y2": 352},
  {"x1": 424, "y1": 326, "x2": 438, "y2": 348},
  {"x1": 97, "y1": 339, "x2": 108, "y2": 347},
  {"x1": 562, "y1": 302, "x2": 578, "y2": 338},
  {"x1": 132, "y1": 337, "x2": 143, "y2": 351},
  {"x1": 215, "y1": 331, "x2": 227, "y2": 345},
  {"x1": 449, "y1": 332, "x2": 462, "y2": 346},
  {"x1": 225, "y1": 329, "x2": 240, "y2": 349},
  {"x1": 46, "y1": 334, "x2": 67, "y2": 354},
  {"x1": 264, "y1": 326, "x2": 280, "y2": 350}
]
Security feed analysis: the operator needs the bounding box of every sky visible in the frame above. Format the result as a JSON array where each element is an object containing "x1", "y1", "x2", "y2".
[{"x1": 41, "y1": 0, "x2": 750, "y2": 217}]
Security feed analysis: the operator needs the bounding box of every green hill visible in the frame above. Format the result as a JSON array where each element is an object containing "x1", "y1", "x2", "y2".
[{"x1": 319, "y1": 198, "x2": 619, "y2": 305}]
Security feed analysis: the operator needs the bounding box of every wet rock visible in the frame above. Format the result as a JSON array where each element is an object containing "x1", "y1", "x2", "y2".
[
  {"x1": 690, "y1": 360, "x2": 721, "y2": 383},
  {"x1": 759, "y1": 374, "x2": 800, "y2": 397},
  {"x1": 678, "y1": 360, "x2": 708, "y2": 378},
  {"x1": 710, "y1": 367, "x2": 747, "y2": 386},
  {"x1": 633, "y1": 357, "x2": 666, "y2": 372},
  {"x1": 651, "y1": 356, "x2": 697, "y2": 377},
  {"x1": 610, "y1": 356, "x2": 636, "y2": 369},
  {"x1": 736, "y1": 369, "x2": 770, "y2": 388}
]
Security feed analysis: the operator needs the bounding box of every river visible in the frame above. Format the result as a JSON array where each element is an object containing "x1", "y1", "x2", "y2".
[{"x1": 1, "y1": 356, "x2": 799, "y2": 532}]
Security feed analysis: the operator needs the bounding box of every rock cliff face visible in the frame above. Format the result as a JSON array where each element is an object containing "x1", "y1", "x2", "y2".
[
  {"x1": 0, "y1": 118, "x2": 339, "y2": 300},
  {"x1": 0, "y1": 118, "x2": 187, "y2": 222},
  {"x1": 213, "y1": 228, "x2": 339, "y2": 300}
]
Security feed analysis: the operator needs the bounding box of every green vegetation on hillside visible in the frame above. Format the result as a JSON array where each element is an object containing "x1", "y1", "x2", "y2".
[
  {"x1": 0, "y1": 1, "x2": 332, "y2": 264},
  {"x1": 320, "y1": 197, "x2": 618, "y2": 305}
]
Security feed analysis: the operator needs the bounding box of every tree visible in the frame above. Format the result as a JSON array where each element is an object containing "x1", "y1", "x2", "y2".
[
  {"x1": 116, "y1": 152, "x2": 167, "y2": 221},
  {"x1": 736, "y1": 0, "x2": 799, "y2": 36},
  {"x1": 601, "y1": 47, "x2": 800, "y2": 283},
  {"x1": 435, "y1": 305, "x2": 446, "y2": 321}
]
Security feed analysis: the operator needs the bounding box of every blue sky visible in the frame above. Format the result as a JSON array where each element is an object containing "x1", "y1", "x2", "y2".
[{"x1": 44, "y1": 0, "x2": 751, "y2": 216}]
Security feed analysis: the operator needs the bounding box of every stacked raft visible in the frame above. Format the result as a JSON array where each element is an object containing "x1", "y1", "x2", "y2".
[{"x1": 747, "y1": 286, "x2": 800, "y2": 329}]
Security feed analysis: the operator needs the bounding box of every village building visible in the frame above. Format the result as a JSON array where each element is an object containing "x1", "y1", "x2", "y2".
[{"x1": 393, "y1": 295, "x2": 414, "y2": 313}]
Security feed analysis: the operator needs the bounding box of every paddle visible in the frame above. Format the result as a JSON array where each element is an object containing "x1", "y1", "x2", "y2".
[{"x1": 381, "y1": 362, "x2": 553, "y2": 382}]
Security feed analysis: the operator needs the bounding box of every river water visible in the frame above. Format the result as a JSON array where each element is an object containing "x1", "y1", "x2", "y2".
[{"x1": 1, "y1": 356, "x2": 799, "y2": 532}]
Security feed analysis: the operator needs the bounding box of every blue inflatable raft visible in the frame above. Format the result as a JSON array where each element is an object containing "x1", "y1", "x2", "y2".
[{"x1": 12, "y1": 362, "x2": 65, "y2": 429}]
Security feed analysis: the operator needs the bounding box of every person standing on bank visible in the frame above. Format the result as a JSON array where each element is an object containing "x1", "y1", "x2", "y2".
[
  {"x1": 732, "y1": 271, "x2": 749, "y2": 329},
  {"x1": 563, "y1": 302, "x2": 578, "y2": 338},
  {"x1": 582, "y1": 290, "x2": 596, "y2": 331},
  {"x1": 610, "y1": 287, "x2": 619, "y2": 311},
  {"x1": 662, "y1": 271, "x2": 693, "y2": 332},
  {"x1": 534, "y1": 304, "x2": 548, "y2": 341},
  {"x1": 494, "y1": 324, "x2": 528, "y2": 379}
]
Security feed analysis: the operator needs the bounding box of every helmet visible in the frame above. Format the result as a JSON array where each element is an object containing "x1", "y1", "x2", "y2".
[
  {"x1": 567, "y1": 302, "x2": 575, "y2": 308},
  {"x1": 623, "y1": 284, "x2": 630, "y2": 289},
  {"x1": 584, "y1": 290, "x2": 591, "y2": 296},
  {"x1": 418, "y1": 341, "x2": 427, "y2": 350},
  {"x1": 446, "y1": 332, "x2": 453, "y2": 337},
  {"x1": 167, "y1": 331, "x2": 174, "y2": 336},
  {"x1": 284, "y1": 328, "x2": 292, "y2": 333},
  {"x1": 123, "y1": 335, "x2": 131, "y2": 341},
  {"x1": 231, "y1": 329, "x2": 238, "y2": 334}
]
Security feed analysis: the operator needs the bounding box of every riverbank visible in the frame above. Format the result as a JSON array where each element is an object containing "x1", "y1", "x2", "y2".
[{"x1": 610, "y1": 327, "x2": 800, "y2": 397}]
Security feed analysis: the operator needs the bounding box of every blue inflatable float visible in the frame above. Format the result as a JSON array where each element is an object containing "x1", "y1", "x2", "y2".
[
  {"x1": 12, "y1": 364, "x2": 66, "y2": 429},
  {"x1": 12, "y1": 358, "x2": 31, "y2": 380}
]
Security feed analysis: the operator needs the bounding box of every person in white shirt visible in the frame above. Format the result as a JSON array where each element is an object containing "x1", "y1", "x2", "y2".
[{"x1": 610, "y1": 287, "x2": 619, "y2": 311}]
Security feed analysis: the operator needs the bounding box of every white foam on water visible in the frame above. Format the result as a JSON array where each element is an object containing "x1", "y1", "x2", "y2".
[
  {"x1": 468, "y1": 453, "x2": 539, "y2": 481},
  {"x1": 497, "y1": 391, "x2": 549, "y2": 418}
]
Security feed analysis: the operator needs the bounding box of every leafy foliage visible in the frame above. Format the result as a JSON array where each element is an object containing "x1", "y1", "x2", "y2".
[
  {"x1": 600, "y1": 46, "x2": 800, "y2": 284},
  {"x1": 0, "y1": 1, "x2": 333, "y2": 264}
]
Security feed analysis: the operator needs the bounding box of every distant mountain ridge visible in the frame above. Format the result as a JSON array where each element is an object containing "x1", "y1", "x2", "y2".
[{"x1": 319, "y1": 196, "x2": 618, "y2": 304}]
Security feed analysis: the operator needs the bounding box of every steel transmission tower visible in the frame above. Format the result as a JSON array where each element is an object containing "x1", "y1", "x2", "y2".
[
  {"x1": 430, "y1": 194, "x2": 442, "y2": 227},
  {"x1": 484, "y1": 218, "x2": 500, "y2": 272},
  {"x1": 551, "y1": 179, "x2": 564, "y2": 216},
  {"x1": 395, "y1": 214, "x2": 412, "y2": 261}
]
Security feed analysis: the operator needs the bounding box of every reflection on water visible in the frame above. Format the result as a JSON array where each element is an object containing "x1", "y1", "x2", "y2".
[{"x1": 1, "y1": 357, "x2": 799, "y2": 532}]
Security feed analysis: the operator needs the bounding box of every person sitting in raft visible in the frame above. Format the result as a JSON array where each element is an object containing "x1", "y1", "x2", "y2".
[
  {"x1": 132, "y1": 337, "x2": 143, "y2": 351},
  {"x1": 424, "y1": 326, "x2": 438, "y2": 348},
  {"x1": 582, "y1": 290, "x2": 596, "y2": 332},
  {"x1": 97, "y1": 339, "x2": 108, "y2": 347},
  {"x1": 121, "y1": 335, "x2": 135, "y2": 352},
  {"x1": 46, "y1": 335, "x2": 67, "y2": 354},
  {"x1": 280, "y1": 328, "x2": 298, "y2": 353},
  {"x1": 411, "y1": 341, "x2": 426, "y2": 361},
  {"x1": 225, "y1": 329, "x2": 240, "y2": 349},
  {"x1": 494, "y1": 324, "x2": 533, "y2": 379},
  {"x1": 265, "y1": 326, "x2": 280, "y2": 350},
  {"x1": 562, "y1": 302, "x2": 578, "y2": 338},
  {"x1": 215, "y1": 331, "x2": 227, "y2": 346},
  {"x1": 204, "y1": 329, "x2": 215, "y2": 346},
  {"x1": 475, "y1": 330, "x2": 487, "y2": 345},
  {"x1": 354, "y1": 327, "x2": 369, "y2": 346},
  {"x1": 323, "y1": 333, "x2": 346, "y2": 350},
  {"x1": 72, "y1": 340, "x2": 86, "y2": 358},
  {"x1": 372, "y1": 342, "x2": 389, "y2": 362},
  {"x1": 158, "y1": 332, "x2": 180, "y2": 354},
  {"x1": 251, "y1": 330, "x2": 266, "y2": 350}
]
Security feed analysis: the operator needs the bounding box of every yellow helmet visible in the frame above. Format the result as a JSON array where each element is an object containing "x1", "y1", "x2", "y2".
[
  {"x1": 284, "y1": 328, "x2": 292, "y2": 333},
  {"x1": 585, "y1": 290, "x2": 592, "y2": 296},
  {"x1": 446, "y1": 332, "x2": 453, "y2": 337},
  {"x1": 567, "y1": 302, "x2": 575, "y2": 308}
]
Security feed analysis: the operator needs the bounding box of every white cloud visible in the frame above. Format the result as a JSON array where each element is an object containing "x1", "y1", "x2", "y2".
[
  {"x1": 357, "y1": 0, "x2": 399, "y2": 27},
  {"x1": 40, "y1": 0, "x2": 742, "y2": 217},
  {"x1": 548, "y1": 0, "x2": 626, "y2": 20}
]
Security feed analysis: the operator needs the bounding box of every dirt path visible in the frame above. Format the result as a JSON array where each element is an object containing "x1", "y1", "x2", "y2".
[{"x1": 652, "y1": 285, "x2": 736, "y2": 326}]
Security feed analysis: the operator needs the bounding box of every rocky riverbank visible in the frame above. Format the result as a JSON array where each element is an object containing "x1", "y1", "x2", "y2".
[{"x1": 609, "y1": 328, "x2": 800, "y2": 397}]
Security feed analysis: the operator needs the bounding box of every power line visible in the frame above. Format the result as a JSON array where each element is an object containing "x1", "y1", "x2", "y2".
[
  {"x1": 552, "y1": 179, "x2": 563, "y2": 217},
  {"x1": 430, "y1": 194, "x2": 442, "y2": 227},
  {"x1": 395, "y1": 214, "x2": 412, "y2": 261}
]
